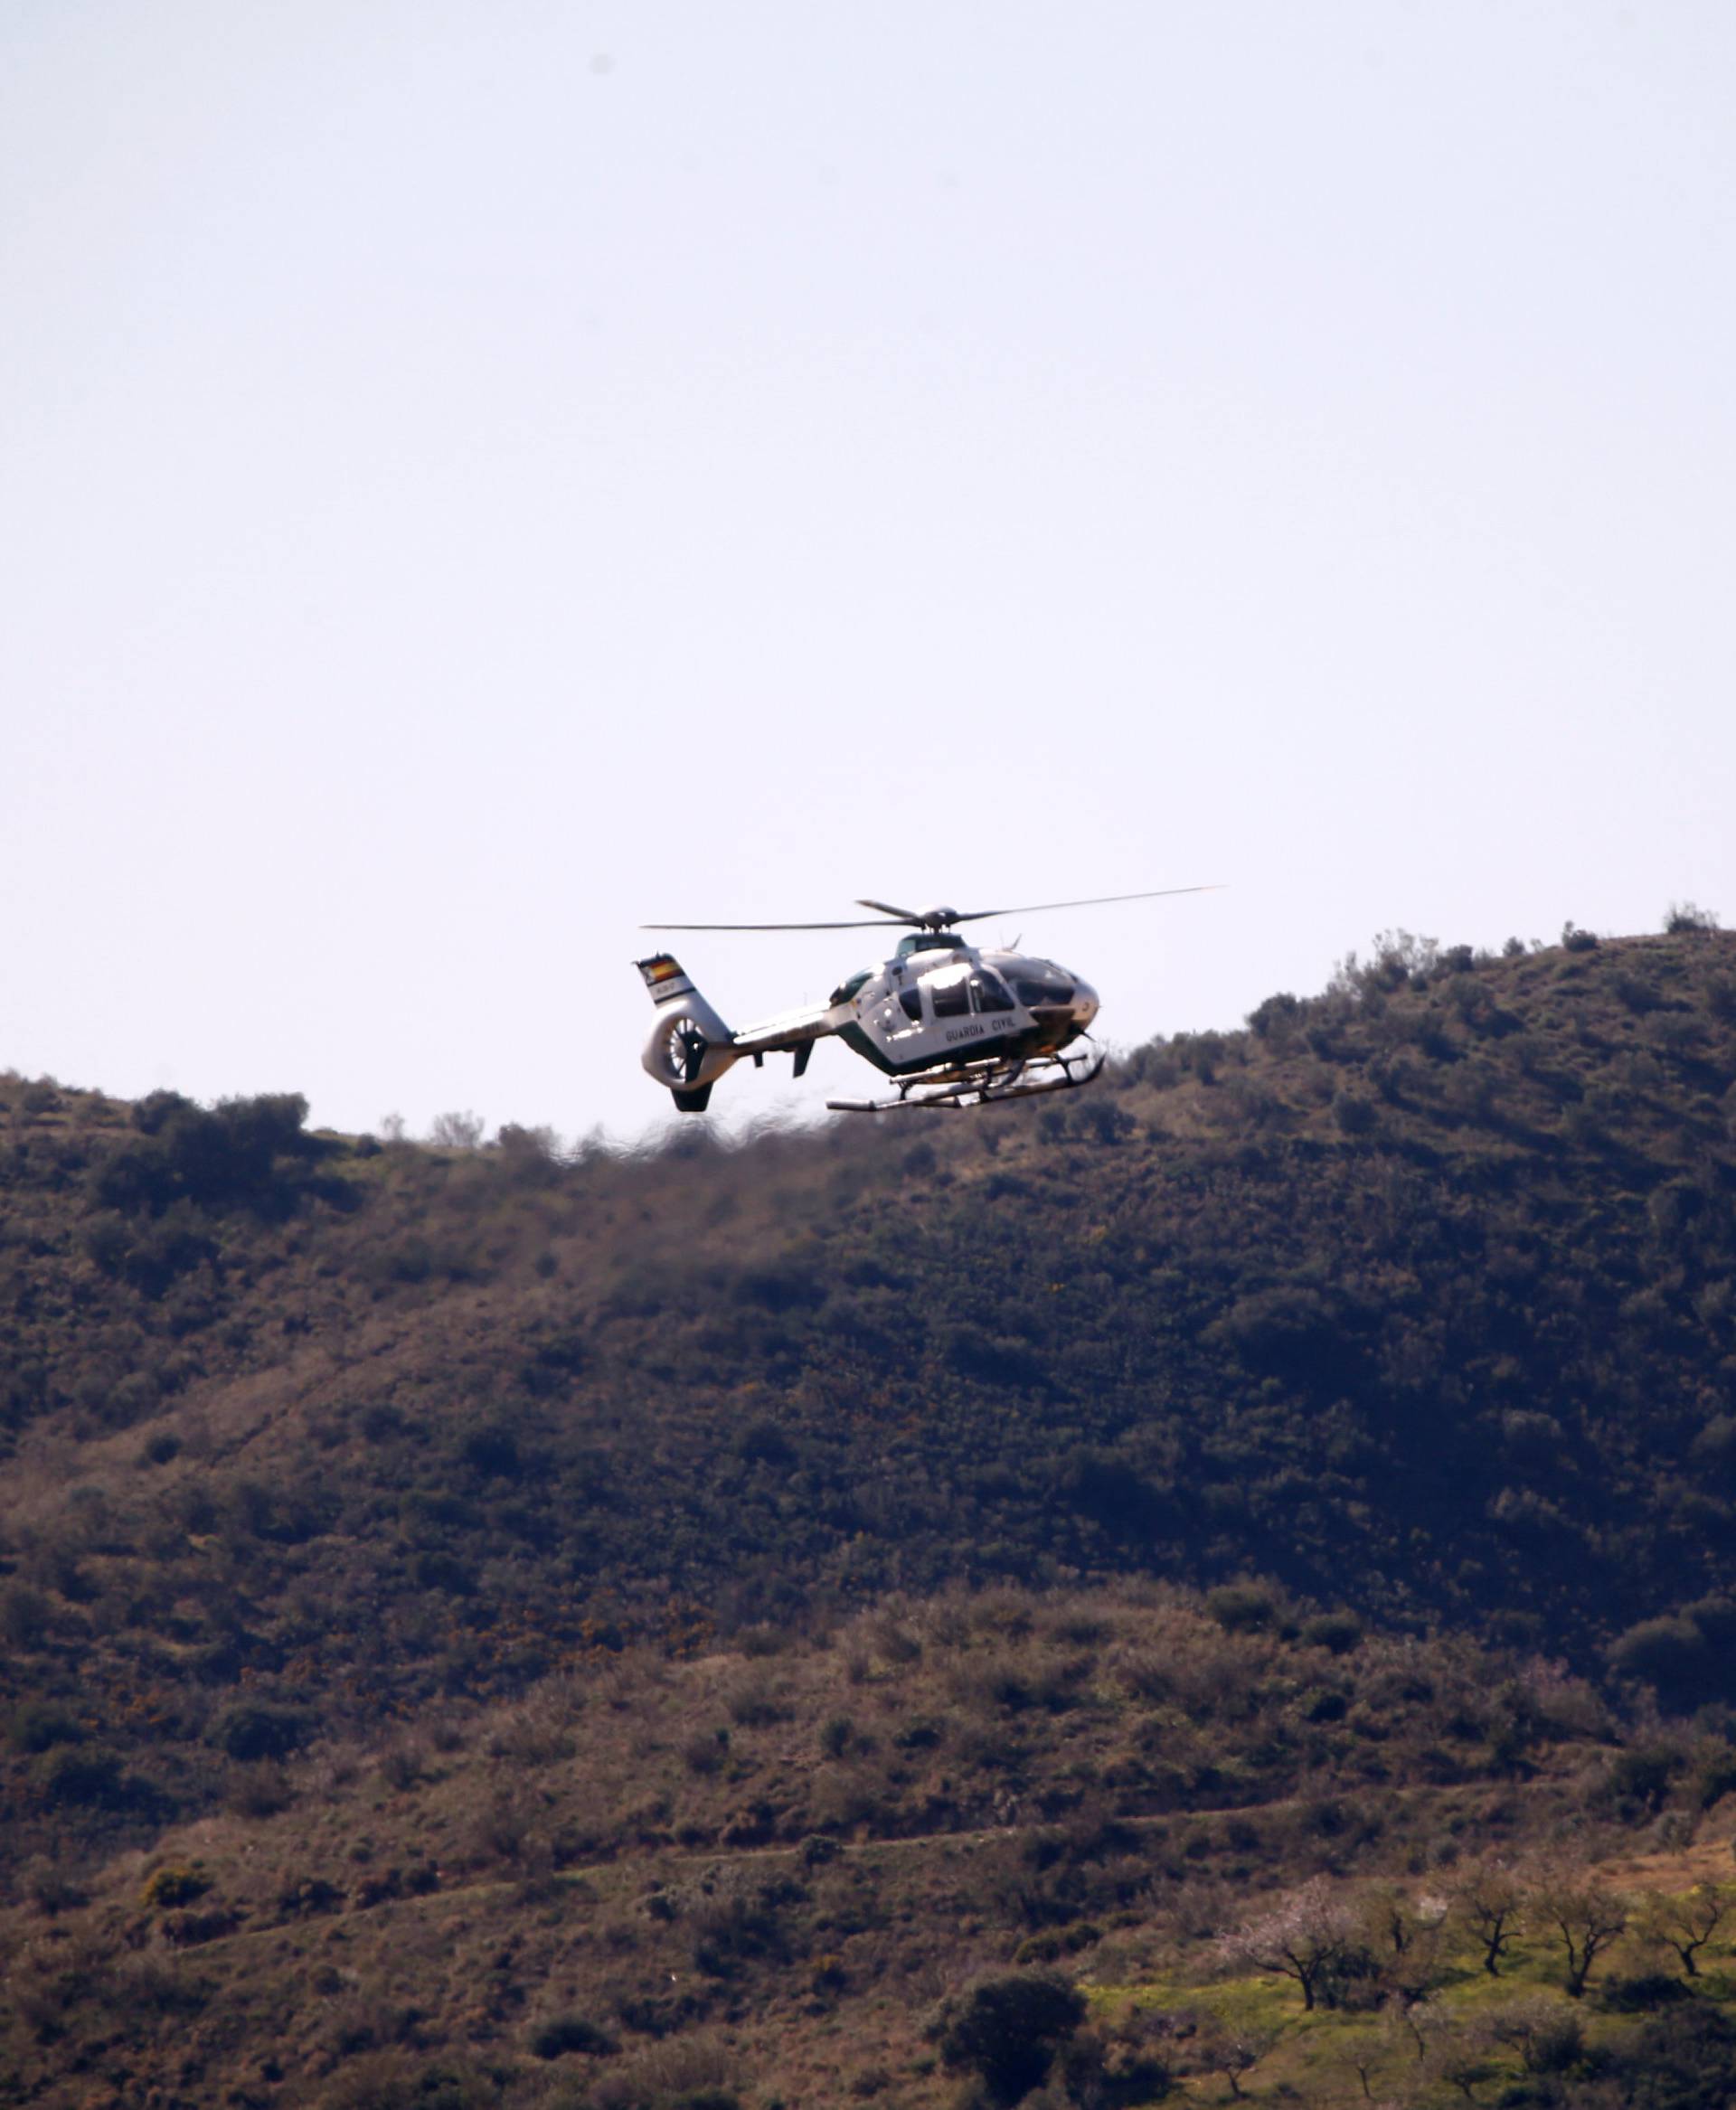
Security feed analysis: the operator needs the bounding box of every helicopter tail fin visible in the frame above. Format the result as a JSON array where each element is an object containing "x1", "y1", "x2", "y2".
[
  {"x1": 635, "y1": 955, "x2": 737, "y2": 1111},
  {"x1": 635, "y1": 955, "x2": 732, "y2": 1041}
]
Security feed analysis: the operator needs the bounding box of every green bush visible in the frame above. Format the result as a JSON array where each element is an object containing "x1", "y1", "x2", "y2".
[
  {"x1": 91, "y1": 1091, "x2": 335, "y2": 1221},
  {"x1": 1206, "y1": 1582, "x2": 1280, "y2": 1633},
  {"x1": 1604, "y1": 1745, "x2": 1681, "y2": 1814},
  {"x1": 210, "y1": 1701, "x2": 311, "y2": 1762},
  {"x1": 1665, "y1": 901, "x2": 1720, "y2": 935},
  {"x1": 1608, "y1": 1617, "x2": 1710, "y2": 1707},
  {"x1": 1013, "y1": 1922, "x2": 1101, "y2": 1965},
  {"x1": 929, "y1": 1969, "x2": 1087, "y2": 2105},
  {"x1": 1248, "y1": 993, "x2": 1302, "y2": 1039},
  {"x1": 141, "y1": 1864, "x2": 211, "y2": 1911},
  {"x1": 528, "y1": 2012, "x2": 616, "y2": 2058},
  {"x1": 0, "y1": 1582, "x2": 52, "y2": 1648},
  {"x1": 1617, "y1": 2002, "x2": 1736, "y2": 2100},
  {"x1": 36, "y1": 1742, "x2": 129, "y2": 1808},
  {"x1": 1600, "y1": 1972, "x2": 1689, "y2": 2013},
  {"x1": 8, "y1": 1700, "x2": 83, "y2": 1753},
  {"x1": 1300, "y1": 1611, "x2": 1363, "y2": 1655},
  {"x1": 1054, "y1": 2028, "x2": 1171, "y2": 2106}
]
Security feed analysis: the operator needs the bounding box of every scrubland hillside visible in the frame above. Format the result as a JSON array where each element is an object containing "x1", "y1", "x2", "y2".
[{"x1": 5, "y1": 918, "x2": 1736, "y2": 2107}]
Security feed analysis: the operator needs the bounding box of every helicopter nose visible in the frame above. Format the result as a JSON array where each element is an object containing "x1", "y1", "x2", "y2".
[{"x1": 1072, "y1": 980, "x2": 1099, "y2": 1026}]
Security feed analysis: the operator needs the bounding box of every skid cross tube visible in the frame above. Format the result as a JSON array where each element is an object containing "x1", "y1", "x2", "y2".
[{"x1": 827, "y1": 1048, "x2": 1104, "y2": 1115}]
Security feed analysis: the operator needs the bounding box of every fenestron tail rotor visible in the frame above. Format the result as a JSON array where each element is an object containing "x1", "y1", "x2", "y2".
[
  {"x1": 673, "y1": 1019, "x2": 708, "y2": 1088},
  {"x1": 644, "y1": 1013, "x2": 711, "y2": 1088}
]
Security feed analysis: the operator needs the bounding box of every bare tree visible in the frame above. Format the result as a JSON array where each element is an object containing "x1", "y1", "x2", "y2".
[
  {"x1": 429, "y1": 1109, "x2": 485, "y2": 1148},
  {"x1": 1194, "y1": 2020, "x2": 1280, "y2": 2100},
  {"x1": 1537, "y1": 1872, "x2": 1628, "y2": 1999},
  {"x1": 1644, "y1": 1881, "x2": 1731, "y2": 1978},
  {"x1": 1397, "y1": 1993, "x2": 1449, "y2": 2067},
  {"x1": 1429, "y1": 2031, "x2": 1497, "y2": 2103},
  {"x1": 1487, "y1": 1996, "x2": 1584, "y2": 2077},
  {"x1": 1362, "y1": 1882, "x2": 1449, "y2": 2002},
  {"x1": 1219, "y1": 1876, "x2": 1358, "y2": 2012},
  {"x1": 1343, "y1": 2000, "x2": 1419, "y2": 2098},
  {"x1": 1344, "y1": 2039, "x2": 1381, "y2": 2101},
  {"x1": 1452, "y1": 1861, "x2": 1525, "y2": 1977}
]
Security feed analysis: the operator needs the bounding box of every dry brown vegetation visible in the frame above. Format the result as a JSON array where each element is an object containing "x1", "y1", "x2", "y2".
[
  {"x1": 5, "y1": 1585, "x2": 1736, "y2": 2105},
  {"x1": 5, "y1": 921, "x2": 1736, "y2": 2103}
]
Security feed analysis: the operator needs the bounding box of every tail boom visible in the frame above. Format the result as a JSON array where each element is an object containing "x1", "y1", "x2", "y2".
[{"x1": 633, "y1": 956, "x2": 845, "y2": 1112}]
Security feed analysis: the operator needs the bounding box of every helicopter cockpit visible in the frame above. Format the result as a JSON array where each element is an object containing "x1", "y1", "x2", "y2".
[{"x1": 844, "y1": 945, "x2": 1097, "y2": 1075}]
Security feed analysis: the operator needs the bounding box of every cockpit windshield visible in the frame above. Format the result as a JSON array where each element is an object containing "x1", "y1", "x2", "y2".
[{"x1": 1012, "y1": 960, "x2": 1075, "y2": 1008}]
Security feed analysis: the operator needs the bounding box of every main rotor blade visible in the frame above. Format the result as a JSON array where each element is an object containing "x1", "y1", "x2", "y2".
[
  {"x1": 950, "y1": 884, "x2": 1223, "y2": 923},
  {"x1": 642, "y1": 884, "x2": 1223, "y2": 934},
  {"x1": 640, "y1": 918, "x2": 909, "y2": 932}
]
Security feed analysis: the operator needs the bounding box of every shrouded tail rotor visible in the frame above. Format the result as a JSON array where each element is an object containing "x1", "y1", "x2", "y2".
[
  {"x1": 646, "y1": 1013, "x2": 710, "y2": 1088},
  {"x1": 634, "y1": 955, "x2": 738, "y2": 1113}
]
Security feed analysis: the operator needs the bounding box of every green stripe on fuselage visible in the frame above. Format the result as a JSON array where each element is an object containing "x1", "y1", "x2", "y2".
[{"x1": 837, "y1": 1021, "x2": 1057, "y2": 1078}]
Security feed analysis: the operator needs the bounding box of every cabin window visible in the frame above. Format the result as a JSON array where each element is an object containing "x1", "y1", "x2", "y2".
[
  {"x1": 970, "y1": 970, "x2": 1016, "y2": 1014},
  {"x1": 897, "y1": 986, "x2": 923, "y2": 1023},
  {"x1": 930, "y1": 972, "x2": 970, "y2": 1019}
]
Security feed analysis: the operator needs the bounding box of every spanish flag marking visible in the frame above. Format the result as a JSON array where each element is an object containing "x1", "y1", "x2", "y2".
[{"x1": 637, "y1": 955, "x2": 691, "y2": 995}]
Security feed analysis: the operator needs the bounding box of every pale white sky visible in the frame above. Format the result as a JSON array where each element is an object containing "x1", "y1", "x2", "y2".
[{"x1": 4, "y1": 3, "x2": 1732, "y2": 1144}]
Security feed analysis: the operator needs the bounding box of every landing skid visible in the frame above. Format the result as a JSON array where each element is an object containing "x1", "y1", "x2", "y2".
[{"x1": 827, "y1": 1048, "x2": 1105, "y2": 1115}]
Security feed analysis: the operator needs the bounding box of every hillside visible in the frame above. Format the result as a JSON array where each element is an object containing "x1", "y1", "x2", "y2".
[
  {"x1": 5, "y1": 919, "x2": 1736, "y2": 2105},
  {"x1": 8, "y1": 1582, "x2": 1736, "y2": 2108}
]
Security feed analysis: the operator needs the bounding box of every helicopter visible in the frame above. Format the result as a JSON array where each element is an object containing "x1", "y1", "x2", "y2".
[{"x1": 633, "y1": 887, "x2": 1215, "y2": 1115}]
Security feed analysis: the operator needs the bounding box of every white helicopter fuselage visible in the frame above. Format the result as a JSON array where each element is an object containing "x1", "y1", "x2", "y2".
[
  {"x1": 830, "y1": 934, "x2": 1099, "y2": 1077},
  {"x1": 635, "y1": 932, "x2": 1098, "y2": 1111},
  {"x1": 637, "y1": 884, "x2": 1208, "y2": 1112}
]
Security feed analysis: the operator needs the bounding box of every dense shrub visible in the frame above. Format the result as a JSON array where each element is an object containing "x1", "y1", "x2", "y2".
[
  {"x1": 0, "y1": 1584, "x2": 52, "y2": 1648},
  {"x1": 1608, "y1": 1618, "x2": 1712, "y2": 1707},
  {"x1": 35, "y1": 1743, "x2": 131, "y2": 1809},
  {"x1": 8, "y1": 1702, "x2": 82, "y2": 1755},
  {"x1": 929, "y1": 1970, "x2": 1088, "y2": 2105},
  {"x1": 1206, "y1": 1583, "x2": 1280, "y2": 1634},
  {"x1": 91, "y1": 1092, "x2": 335, "y2": 1220},
  {"x1": 140, "y1": 1864, "x2": 211, "y2": 1912},
  {"x1": 1615, "y1": 2002, "x2": 1736, "y2": 2107},
  {"x1": 1600, "y1": 1972, "x2": 1690, "y2": 2013},
  {"x1": 1300, "y1": 1612, "x2": 1362, "y2": 1656},
  {"x1": 528, "y1": 2012, "x2": 616, "y2": 2058},
  {"x1": 210, "y1": 1702, "x2": 311, "y2": 1763}
]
